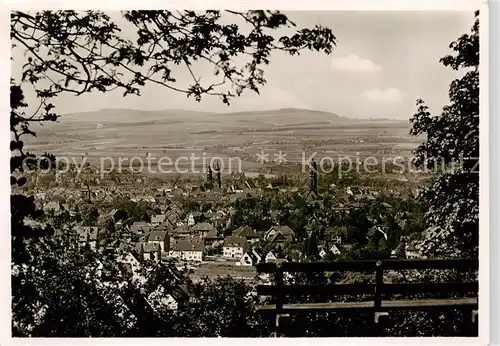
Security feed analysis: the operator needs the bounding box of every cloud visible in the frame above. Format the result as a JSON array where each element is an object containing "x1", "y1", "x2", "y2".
[
  {"x1": 361, "y1": 88, "x2": 403, "y2": 103},
  {"x1": 331, "y1": 54, "x2": 382, "y2": 73}
]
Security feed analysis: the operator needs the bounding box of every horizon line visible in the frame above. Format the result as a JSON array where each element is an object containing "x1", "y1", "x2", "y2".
[{"x1": 59, "y1": 107, "x2": 403, "y2": 121}]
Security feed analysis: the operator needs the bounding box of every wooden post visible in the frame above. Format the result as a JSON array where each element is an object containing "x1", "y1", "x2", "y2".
[
  {"x1": 472, "y1": 309, "x2": 478, "y2": 336},
  {"x1": 464, "y1": 309, "x2": 478, "y2": 336},
  {"x1": 274, "y1": 264, "x2": 284, "y2": 337},
  {"x1": 373, "y1": 260, "x2": 387, "y2": 336},
  {"x1": 374, "y1": 260, "x2": 383, "y2": 310}
]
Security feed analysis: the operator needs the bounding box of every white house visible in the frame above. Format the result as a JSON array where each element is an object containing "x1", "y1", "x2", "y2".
[
  {"x1": 265, "y1": 251, "x2": 277, "y2": 263},
  {"x1": 186, "y1": 212, "x2": 202, "y2": 226},
  {"x1": 187, "y1": 214, "x2": 195, "y2": 226},
  {"x1": 330, "y1": 244, "x2": 341, "y2": 255},
  {"x1": 319, "y1": 248, "x2": 328, "y2": 258},
  {"x1": 223, "y1": 236, "x2": 247, "y2": 259},
  {"x1": 238, "y1": 249, "x2": 262, "y2": 266},
  {"x1": 332, "y1": 235, "x2": 342, "y2": 244}
]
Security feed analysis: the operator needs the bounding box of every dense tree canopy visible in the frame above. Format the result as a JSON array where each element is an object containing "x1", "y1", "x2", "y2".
[{"x1": 410, "y1": 11, "x2": 479, "y2": 258}]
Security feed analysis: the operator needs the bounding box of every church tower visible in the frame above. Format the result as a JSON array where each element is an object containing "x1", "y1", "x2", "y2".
[
  {"x1": 215, "y1": 161, "x2": 222, "y2": 189},
  {"x1": 207, "y1": 164, "x2": 213, "y2": 182},
  {"x1": 310, "y1": 159, "x2": 318, "y2": 193}
]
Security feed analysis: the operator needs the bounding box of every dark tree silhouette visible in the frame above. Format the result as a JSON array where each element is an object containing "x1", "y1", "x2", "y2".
[{"x1": 410, "y1": 11, "x2": 479, "y2": 258}]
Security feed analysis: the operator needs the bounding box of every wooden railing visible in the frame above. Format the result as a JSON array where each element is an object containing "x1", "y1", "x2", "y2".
[{"x1": 256, "y1": 258, "x2": 479, "y2": 337}]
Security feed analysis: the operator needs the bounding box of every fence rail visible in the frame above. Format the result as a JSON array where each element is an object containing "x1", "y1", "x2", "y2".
[{"x1": 255, "y1": 258, "x2": 479, "y2": 337}]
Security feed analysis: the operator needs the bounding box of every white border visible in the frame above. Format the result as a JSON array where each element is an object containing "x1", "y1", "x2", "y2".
[
  {"x1": 478, "y1": 5, "x2": 490, "y2": 346},
  {"x1": 489, "y1": 3, "x2": 500, "y2": 345},
  {"x1": 0, "y1": 1, "x2": 491, "y2": 345}
]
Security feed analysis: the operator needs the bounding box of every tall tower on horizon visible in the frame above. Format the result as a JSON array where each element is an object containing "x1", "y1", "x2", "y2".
[
  {"x1": 310, "y1": 159, "x2": 318, "y2": 194},
  {"x1": 207, "y1": 164, "x2": 213, "y2": 182},
  {"x1": 215, "y1": 161, "x2": 222, "y2": 189}
]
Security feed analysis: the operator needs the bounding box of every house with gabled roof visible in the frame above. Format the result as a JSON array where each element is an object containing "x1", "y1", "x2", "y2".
[
  {"x1": 232, "y1": 225, "x2": 260, "y2": 243},
  {"x1": 238, "y1": 249, "x2": 262, "y2": 266},
  {"x1": 146, "y1": 284, "x2": 189, "y2": 312},
  {"x1": 162, "y1": 218, "x2": 177, "y2": 230},
  {"x1": 203, "y1": 228, "x2": 222, "y2": 246},
  {"x1": 202, "y1": 210, "x2": 214, "y2": 219},
  {"x1": 265, "y1": 250, "x2": 288, "y2": 264},
  {"x1": 186, "y1": 211, "x2": 203, "y2": 226},
  {"x1": 244, "y1": 179, "x2": 259, "y2": 190},
  {"x1": 264, "y1": 225, "x2": 295, "y2": 243},
  {"x1": 168, "y1": 238, "x2": 204, "y2": 262},
  {"x1": 319, "y1": 247, "x2": 328, "y2": 259},
  {"x1": 137, "y1": 242, "x2": 161, "y2": 262},
  {"x1": 116, "y1": 251, "x2": 142, "y2": 277},
  {"x1": 325, "y1": 227, "x2": 345, "y2": 244},
  {"x1": 151, "y1": 214, "x2": 168, "y2": 226},
  {"x1": 191, "y1": 222, "x2": 215, "y2": 238},
  {"x1": 146, "y1": 230, "x2": 170, "y2": 253},
  {"x1": 130, "y1": 221, "x2": 151, "y2": 234},
  {"x1": 169, "y1": 225, "x2": 191, "y2": 244},
  {"x1": 223, "y1": 236, "x2": 248, "y2": 259}
]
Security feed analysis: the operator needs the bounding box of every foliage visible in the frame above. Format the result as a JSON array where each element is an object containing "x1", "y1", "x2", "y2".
[
  {"x1": 205, "y1": 242, "x2": 223, "y2": 256},
  {"x1": 113, "y1": 197, "x2": 151, "y2": 222},
  {"x1": 11, "y1": 10, "x2": 335, "y2": 106},
  {"x1": 186, "y1": 201, "x2": 201, "y2": 212},
  {"x1": 409, "y1": 11, "x2": 479, "y2": 258},
  {"x1": 171, "y1": 276, "x2": 272, "y2": 337},
  {"x1": 11, "y1": 85, "x2": 55, "y2": 265},
  {"x1": 79, "y1": 204, "x2": 100, "y2": 226},
  {"x1": 231, "y1": 196, "x2": 274, "y2": 231},
  {"x1": 302, "y1": 232, "x2": 320, "y2": 261},
  {"x1": 12, "y1": 235, "x2": 136, "y2": 336}
]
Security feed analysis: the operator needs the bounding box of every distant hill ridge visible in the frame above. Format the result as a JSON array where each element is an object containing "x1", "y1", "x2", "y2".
[
  {"x1": 45, "y1": 107, "x2": 404, "y2": 133},
  {"x1": 217, "y1": 107, "x2": 341, "y2": 118},
  {"x1": 64, "y1": 107, "x2": 339, "y2": 117}
]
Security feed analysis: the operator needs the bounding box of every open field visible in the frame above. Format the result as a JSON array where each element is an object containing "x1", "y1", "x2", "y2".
[
  {"x1": 25, "y1": 108, "x2": 419, "y2": 173},
  {"x1": 188, "y1": 261, "x2": 257, "y2": 283}
]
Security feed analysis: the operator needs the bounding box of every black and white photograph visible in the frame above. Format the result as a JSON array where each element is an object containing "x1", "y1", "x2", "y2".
[{"x1": 3, "y1": 2, "x2": 489, "y2": 341}]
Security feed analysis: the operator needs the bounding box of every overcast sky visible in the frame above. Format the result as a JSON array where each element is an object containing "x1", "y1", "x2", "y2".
[{"x1": 11, "y1": 10, "x2": 475, "y2": 119}]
